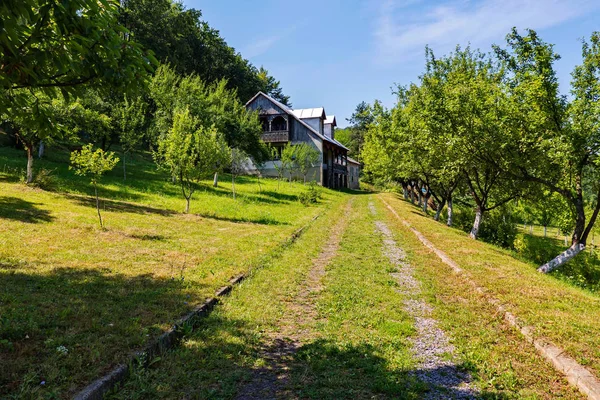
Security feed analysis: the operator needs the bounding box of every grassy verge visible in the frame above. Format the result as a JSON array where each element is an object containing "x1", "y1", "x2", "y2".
[
  {"x1": 379, "y1": 193, "x2": 595, "y2": 398},
  {"x1": 0, "y1": 145, "x2": 343, "y2": 398},
  {"x1": 111, "y1": 194, "x2": 428, "y2": 399}
]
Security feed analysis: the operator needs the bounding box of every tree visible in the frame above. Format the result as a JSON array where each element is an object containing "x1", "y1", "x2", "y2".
[
  {"x1": 495, "y1": 29, "x2": 600, "y2": 272},
  {"x1": 70, "y1": 144, "x2": 119, "y2": 228},
  {"x1": 281, "y1": 144, "x2": 297, "y2": 184},
  {"x1": 0, "y1": 0, "x2": 154, "y2": 105},
  {"x1": 271, "y1": 146, "x2": 287, "y2": 190},
  {"x1": 295, "y1": 143, "x2": 321, "y2": 184},
  {"x1": 344, "y1": 101, "x2": 375, "y2": 159},
  {"x1": 157, "y1": 108, "x2": 229, "y2": 213},
  {"x1": 116, "y1": 95, "x2": 147, "y2": 180},
  {"x1": 230, "y1": 148, "x2": 248, "y2": 199},
  {"x1": 1, "y1": 0, "x2": 154, "y2": 182}
]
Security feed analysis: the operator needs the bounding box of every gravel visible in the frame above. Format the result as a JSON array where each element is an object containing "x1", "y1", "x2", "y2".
[{"x1": 371, "y1": 202, "x2": 478, "y2": 399}]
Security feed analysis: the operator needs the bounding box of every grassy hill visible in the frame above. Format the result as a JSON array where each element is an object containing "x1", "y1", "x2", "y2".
[{"x1": 0, "y1": 145, "x2": 347, "y2": 398}]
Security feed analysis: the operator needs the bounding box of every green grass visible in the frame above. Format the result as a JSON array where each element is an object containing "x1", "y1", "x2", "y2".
[
  {"x1": 0, "y1": 144, "x2": 346, "y2": 399},
  {"x1": 110, "y1": 195, "x2": 429, "y2": 399},
  {"x1": 380, "y1": 193, "x2": 598, "y2": 398}
]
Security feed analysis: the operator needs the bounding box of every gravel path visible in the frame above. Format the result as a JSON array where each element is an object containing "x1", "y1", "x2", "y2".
[{"x1": 371, "y1": 201, "x2": 478, "y2": 399}]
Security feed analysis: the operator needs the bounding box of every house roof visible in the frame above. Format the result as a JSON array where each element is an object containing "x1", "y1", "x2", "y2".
[
  {"x1": 292, "y1": 108, "x2": 326, "y2": 120},
  {"x1": 324, "y1": 115, "x2": 337, "y2": 127},
  {"x1": 246, "y1": 92, "x2": 348, "y2": 151},
  {"x1": 347, "y1": 157, "x2": 360, "y2": 165}
]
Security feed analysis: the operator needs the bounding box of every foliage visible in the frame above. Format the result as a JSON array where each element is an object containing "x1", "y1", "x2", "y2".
[
  {"x1": 119, "y1": 0, "x2": 288, "y2": 103},
  {"x1": 230, "y1": 147, "x2": 249, "y2": 199},
  {"x1": 294, "y1": 143, "x2": 321, "y2": 184},
  {"x1": 70, "y1": 144, "x2": 119, "y2": 227},
  {"x1": 156, "y1": 108, "x2": 229, "y2": 213},
  {"x1": 299, "y1": 182, "x2": 321, "y2": 205}
]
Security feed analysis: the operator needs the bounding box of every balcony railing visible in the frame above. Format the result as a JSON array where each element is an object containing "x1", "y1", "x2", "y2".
[{"x1": 261, "y1": 130, "x2": 289, "y2": 143}]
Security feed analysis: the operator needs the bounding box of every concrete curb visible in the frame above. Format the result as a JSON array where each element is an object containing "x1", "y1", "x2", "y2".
[
  {"x1": 381, "y1": 198, "x2": 600, "y2": 400},
  {"x1": 73, "y1": 212, "x2": 323, "y2": 400}
]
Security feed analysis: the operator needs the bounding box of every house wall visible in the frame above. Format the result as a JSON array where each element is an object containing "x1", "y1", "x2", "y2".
[
  {"x1": 301, "y1": 117, "x2": 323, "y2": 135},
  {"x1": 348, "y1": 163, "x2": 360, "y2": 189},
  {"x1": 324, "y1": 123, "x2": 333, "y2": 139}
]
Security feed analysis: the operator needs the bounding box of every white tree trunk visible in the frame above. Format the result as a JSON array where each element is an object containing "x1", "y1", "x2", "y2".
[
  {"x1": 447, "y1": 198, "x2": 453, "y2": 227},
  {"x1": 418, "y1": 191, "x2": 423, "y2": 207},
  {"x1": 403, "y1": 187, "x2": 408, "y2": 200},
  {"x1": 410, "y1": 188, "x2": 415, "y2": 204},
  {"x1": 538, "y1": 243, "x2": 585, "y2": 273},
  {"x1": 423, "y1": 196, "x2": 428, "y2": 214},
  {"x1": 26, "y1": 147, "x2": 34, "y2": 184},
  {"x1": 232, "y1": 175, "x2": 236, "y2": 199},
  {"x1": 95, "y1": 183, "x2": 103, "y2": 228},
  {"x1": 470, "y1": 207, "x2": 483, "y2": 239},
  {"x1": 185, "y1": 197, "x2": 191, "y2": 214},
  {"x1": 213, "y1": 172, "x2": 219, "y2": 187},
  {"x1": 38, "y1": 141, "x2": 44, "y2": 159},
  {"x1": 544, "y1": 226, "x2": 547, "y2": 237}
]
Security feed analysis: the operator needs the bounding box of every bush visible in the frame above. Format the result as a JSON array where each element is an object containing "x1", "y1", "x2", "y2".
[
  {"x1": 299, "y1": 182, "x2": 321, "y2": 205},
  {"x1": 20, "y1": 168, "x2": 58, "y2": 191},
  {"x1": 450, "y1": 205, "x2": 517, "y2": 249}
]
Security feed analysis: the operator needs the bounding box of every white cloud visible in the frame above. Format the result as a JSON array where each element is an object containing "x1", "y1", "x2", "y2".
[
  {"x1": 374, "y1": 0, "x2": 599, "y2": 66},
  {"x1": 242, "y1": 25, "x2": 298, "y2": 59}
]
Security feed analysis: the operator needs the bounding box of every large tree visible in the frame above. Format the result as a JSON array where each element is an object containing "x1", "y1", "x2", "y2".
[{"x1": 495, "y1": 29, "x2": 600, "y2": 272}]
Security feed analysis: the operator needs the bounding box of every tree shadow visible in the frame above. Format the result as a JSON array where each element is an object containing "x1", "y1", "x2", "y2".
[
  {"x1": 0, "y1": 265, "x2": 206, "y2": 398},
  {"x1": 195, "y1": 211, "x2": 290, "y2": 226},
  {"x1": 0, "y1": 196, "x2": 54, "y2": 223},
  {"x1": 65, "y1": 194, "x2": 176, "y2": 217},
  {"x1": 259, "y1": 190, "x2": 299, "y2": 202},
  {"x1": 111, "y1": 314, "x2": 506, "y2": 400}
]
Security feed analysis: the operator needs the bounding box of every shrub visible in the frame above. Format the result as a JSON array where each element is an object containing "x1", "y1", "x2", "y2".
[
  {"x1": 450, "y1": 205, "x2": 517, "y2": 249},
  {"x1": 299, "y1": 182, "x2": 321, "y2": 206},
  {"x1": 29, "y1": 168, "x2": 58, "y2": 191}
]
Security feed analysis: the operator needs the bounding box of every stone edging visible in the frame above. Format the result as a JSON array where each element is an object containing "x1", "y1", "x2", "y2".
[
  {"x1": 381, "y1": 198, "x2": 600, "y2": 400},
  {"x1": 73, "y1": 212, "x2": 323, "y2": 400}
]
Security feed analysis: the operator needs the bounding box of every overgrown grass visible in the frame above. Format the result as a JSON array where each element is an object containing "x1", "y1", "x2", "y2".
[
  {"x1": 381, "y1": 193, "x2": 600, "y2": 397},
  {"x1": 0, "y1": 144, "x2": 344, "y2": 398},
  {"x1": 111, "y1": 195, "x2": 429, "y2": 399}
]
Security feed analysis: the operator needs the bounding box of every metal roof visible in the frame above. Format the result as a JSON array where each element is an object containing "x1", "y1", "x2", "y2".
[
  {"x1": 325, "y1": 115, "x2": 337, "y2": 126},
  {"x1": 291, "y1": 108, "x2": 326, "y2": 120},
  {"x1": 347, "y1": 157, "x2": 360, "y2": 165}
]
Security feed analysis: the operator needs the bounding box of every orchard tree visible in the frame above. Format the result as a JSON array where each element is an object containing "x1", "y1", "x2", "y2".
[
  {"x1": 230, "y1": 148, "x2": 249, "y2": 199},
  {"x1": 70, "y1": 144, "x2": 119, "y2": 228},
  {"x1": 157, "y1": 108, "x2": 229, "y2": 213},
  {"x1": 115, "y1": 95, "x2": 147, "y2": 180},
  {"x1": 496, "y1": 29, "x2": 600, "y2": 272},
  {"x1": 281, "y1": 144, "x2": 298, "y2": 184},
  {"x1": 295, "y1": 143, "x2": 321, "y2": 184}
]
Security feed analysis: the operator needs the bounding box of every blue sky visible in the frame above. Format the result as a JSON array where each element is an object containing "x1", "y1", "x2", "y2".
[{"x1": 189, "y1": 0, "x2": 600, "y2": 127}]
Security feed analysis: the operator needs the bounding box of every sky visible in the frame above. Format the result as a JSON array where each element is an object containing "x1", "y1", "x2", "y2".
[{"x1": 188, "y1": 0, "x2": 600, "y2": 127}]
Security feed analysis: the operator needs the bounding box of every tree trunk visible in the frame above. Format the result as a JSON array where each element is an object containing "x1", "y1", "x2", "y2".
[
  {"x1": 447, "y1": 197, "x2": 453, "y2": 227},
  {"x1": 434, "y1": 199, "x2": 446, "y2": 222},
  {"x1": 185, "y1": 196, "x2": 190, "y2": 213},
  {"x1": 213, "y1": 172, "x2": 219, "y2": 187},
  {"x1": 38, "y1": 141, "x2": 44, "y2": 159},
  {"x1": 538, "y1": 242, "x2": 585, "y2": 273},
  {"x1": 470, "y1": 206, "x2": 483, "y2": 239},
  {"x1": 402, "y1": 183, "x2": 409, "y2": 200},
  {"x1": 26, "y1": 145, "x2": 34, "y2": 184},
  {"x1": 232, "y1": 175, "x2": 236, "y2": 199},
  {"x1": 423, "y1": 194, "x2": 429, "y2": 214},
  {"x1": 122, "y1": 151, "x2": 127, "y2": 181},
  {"x1": 410, "y1": 186, "x2": 415, "y2": 204},
  {"x1": 94, "y1": 183, "x2": 103, "y2": 228},
  {"x1": 544, "y1": 226, "x2": 547, "y2": 237},
  {"x1": 418, "y1": 189, "x2": 423, "y2": 207}
]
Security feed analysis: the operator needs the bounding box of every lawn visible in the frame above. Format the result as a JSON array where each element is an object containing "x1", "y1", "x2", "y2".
[
  {"x1": 110, "y1": 195, "x2": 425, "y2": 399},
  {"x1": 380, "y1": 193, "x2": 600, "y2": 397},
  {"x1": 0, "y1": 144, "x2": 346, "y2": 399}
]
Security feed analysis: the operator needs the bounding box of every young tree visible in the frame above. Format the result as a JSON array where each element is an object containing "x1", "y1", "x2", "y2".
[
  {"x1": 271, "y1": 146, "x2": 287, "y2": 190},
  {"x1": 230, "y1": 148, "x2": 249, "y2": 199},
  {"x1": 70, "y1": 144, "x2": 119, "y2": 228},
  {"x1": 295, "y1": 143, "x2": 321, "y2": 184},
  {"x1": 281, "y1": 144, "x2": 298, "y2": 184},
  {"x1": 116, "y1": 95, "x2": 147, "y2": 180},
  {"x1": 157, "y1": 108, "x2": 229, "y2": 213}
]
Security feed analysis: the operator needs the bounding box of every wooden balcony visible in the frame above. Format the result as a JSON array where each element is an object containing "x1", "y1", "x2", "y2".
[{"x1": 261, "y1": 130, "x2": 289, "y2": 143}]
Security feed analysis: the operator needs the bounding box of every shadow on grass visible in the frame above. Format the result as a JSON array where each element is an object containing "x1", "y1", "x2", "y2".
[
  {"x1": 0, "y1": 196, "x2": 54, "y2": 223},
  {"x1": 0, "y1": 265, "x2": 206, "y2": 398},
  {"x1": 65, "y1": 194, "x2": 176, "y2": 217},
  {"x1": 112, "y1": 314, "x2": 505, "y2": 400},
  {"x1": 195, "y1": 211, "x2": 290, "y2": 226}
]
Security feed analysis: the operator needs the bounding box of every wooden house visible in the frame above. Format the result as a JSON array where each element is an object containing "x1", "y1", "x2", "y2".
[{"x1": 245, "y1": 91, "x2": 356, "y2": 189}]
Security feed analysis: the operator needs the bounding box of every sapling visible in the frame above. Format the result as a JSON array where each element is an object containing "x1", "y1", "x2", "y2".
[{"x1": 70, "y1": 144, "x2": 119, "y2": 228}]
